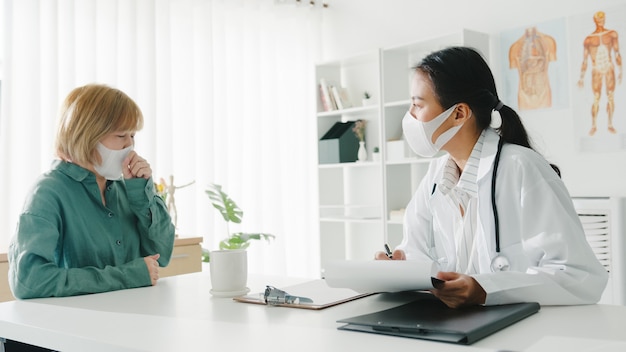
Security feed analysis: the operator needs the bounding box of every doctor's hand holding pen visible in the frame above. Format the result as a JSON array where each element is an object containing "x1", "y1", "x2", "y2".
[
  {"x1": 373, "y1": 244, "x2": 406, "y2": 260},
  {"x1": 375, "y1": 244, "x2": 486, "y2": 308}
]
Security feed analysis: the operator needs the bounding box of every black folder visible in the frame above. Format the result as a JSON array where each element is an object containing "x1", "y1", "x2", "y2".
[{"x1": 337, "y1": 293, "x2": 540, "y2": 345}]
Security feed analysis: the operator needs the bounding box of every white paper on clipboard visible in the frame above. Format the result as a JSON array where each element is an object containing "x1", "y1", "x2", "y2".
[{"x1": 323, "y1": 260, "x2": 440, "y2": 293}]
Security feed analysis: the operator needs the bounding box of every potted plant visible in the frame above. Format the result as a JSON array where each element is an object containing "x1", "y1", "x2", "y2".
[
  {"x1": 362, "y1": 91, "x2": 372, "y2": 106},
  {"x1": 372, "y1": 146, "x2": 381, "y2": 161},
  {"x1": 202, "y1": 183, "x2": 274, "y2": 262}
]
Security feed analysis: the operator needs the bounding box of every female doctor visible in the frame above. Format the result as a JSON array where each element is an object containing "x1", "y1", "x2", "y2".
[{"x1": 375, "y1": 46, "x2": 608, "y2": 308}]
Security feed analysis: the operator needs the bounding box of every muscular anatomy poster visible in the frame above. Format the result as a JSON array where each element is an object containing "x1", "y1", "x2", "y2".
[
  {"x1": 570, "y1": 6, "x2": 626, "y2": 152},
  {"x1": 500, "y1": 18, "x2": 569, "y2": 113}
]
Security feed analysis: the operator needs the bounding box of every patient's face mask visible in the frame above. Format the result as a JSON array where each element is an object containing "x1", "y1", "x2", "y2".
[
  {"x1": 94, "y1": 143, "x2": 133, "y2": 180},
  {"x1": 402, "y1": 104, "x2": 462, "y2": 157}
]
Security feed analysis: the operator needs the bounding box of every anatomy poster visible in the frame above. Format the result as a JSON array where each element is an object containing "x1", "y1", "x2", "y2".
[
  {"x1": 570, "y1": 6, "x2": 626, "y2": 152},
  {"x1": 500, "y1": 18, "x2": 569, "y2": 113}
]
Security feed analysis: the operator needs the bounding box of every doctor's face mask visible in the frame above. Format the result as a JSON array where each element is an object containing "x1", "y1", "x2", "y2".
[{"x1": 402, "y1": 104, "x2": 462, "y2": 157}]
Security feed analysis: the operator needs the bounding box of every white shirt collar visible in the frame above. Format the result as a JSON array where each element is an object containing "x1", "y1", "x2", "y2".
[{"x1": 437, "y1": 130, "x2": 487, "y2": 199}]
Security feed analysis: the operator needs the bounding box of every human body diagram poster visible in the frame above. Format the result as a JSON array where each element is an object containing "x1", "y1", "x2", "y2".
[
  {"x1": 499, "y1": 6, "x2": 626, "y2": 153},
  {"x1": 500, "y1": 19, "x2": 569, "y2": 113}
]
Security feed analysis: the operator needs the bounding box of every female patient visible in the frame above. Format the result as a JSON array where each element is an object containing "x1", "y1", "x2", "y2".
[
  {"x1": 376, "y1": 47, "x2": 607, "y2": 308},
  {"x1": 9, "y1": 84, "x2": 175, "y2": 299}
]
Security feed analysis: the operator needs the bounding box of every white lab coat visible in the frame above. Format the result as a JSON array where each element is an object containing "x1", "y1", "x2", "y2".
[{"x1": 398, "y1": 128, "x2": 608, "y2": 305}]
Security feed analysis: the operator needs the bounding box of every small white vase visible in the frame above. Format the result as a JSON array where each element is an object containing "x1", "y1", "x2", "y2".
[{"x1": 357, "y1": 141, "x2": 367, "y2": 162}]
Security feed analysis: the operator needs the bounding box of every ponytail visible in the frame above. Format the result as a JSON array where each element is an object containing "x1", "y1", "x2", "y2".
[
  {"x1": 494, "y1": 103, "x2": 531, "y2": 149},
  {"x1": 495, "y1": 102, "x2": 561, "y2": 177}
]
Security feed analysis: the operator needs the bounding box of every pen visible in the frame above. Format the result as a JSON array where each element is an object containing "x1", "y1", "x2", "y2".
[{"x1": 384, "y1": 244, "x2": 393, "y2": 259}]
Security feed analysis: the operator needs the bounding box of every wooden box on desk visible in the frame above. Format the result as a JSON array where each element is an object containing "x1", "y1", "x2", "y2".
[
  {"x1": 0, "y1": 237, "x2": 203, "y2": 302},
  {"x1": 160, "y1": 236, "x2": 203, "y2": 278},
  {"x1": 0, "y1": 253, "x2": 15, "y2": 302}
]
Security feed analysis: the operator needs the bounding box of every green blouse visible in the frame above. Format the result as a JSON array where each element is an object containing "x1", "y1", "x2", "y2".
[{"x1": 8, "y1": 160, "x2": 176, "y2": 299}]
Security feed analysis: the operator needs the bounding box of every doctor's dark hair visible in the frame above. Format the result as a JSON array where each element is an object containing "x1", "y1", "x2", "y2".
[{"x1": 413, "y1": 46, "x2": 561, "y2": 176}]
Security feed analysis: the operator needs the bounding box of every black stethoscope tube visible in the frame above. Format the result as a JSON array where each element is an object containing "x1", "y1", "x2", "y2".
[{"x1": 491, "y1": 138, "x2": 504, "y2": 254}]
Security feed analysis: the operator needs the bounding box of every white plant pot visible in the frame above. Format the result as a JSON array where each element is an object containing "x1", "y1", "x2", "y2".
[{"x1": 209, "y1": 249, "x2": 250, "y2": 297}]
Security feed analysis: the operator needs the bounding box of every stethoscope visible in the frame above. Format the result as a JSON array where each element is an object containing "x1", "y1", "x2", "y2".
[
  {"x1": 489, "y1": 138, "x2": 510, "y2": 272},
  {"x1": 430, "y1": 137, "x2": 510, "y2": 272}
]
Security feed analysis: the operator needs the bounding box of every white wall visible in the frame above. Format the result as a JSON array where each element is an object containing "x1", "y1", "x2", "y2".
[{"x1": 320, "y1": 0, "x2": 626, "y2": 197}]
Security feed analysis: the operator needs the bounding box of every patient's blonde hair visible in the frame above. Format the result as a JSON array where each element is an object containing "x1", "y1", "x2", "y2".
[{"x1": 54, "y1": 84, "x2": 144, "y2": 165}]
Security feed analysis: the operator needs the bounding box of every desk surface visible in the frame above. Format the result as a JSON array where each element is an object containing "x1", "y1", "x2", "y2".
[{"x1": 1, "y1": 272, "x2": 626, "y2": 352}]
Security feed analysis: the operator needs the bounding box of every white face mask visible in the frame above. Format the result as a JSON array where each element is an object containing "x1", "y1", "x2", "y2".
[
  {"x1": 402, "y1": 104, "x2": 462, "y2": 157},
  {"x1": 94, "y1": 143, "x2": 133, "y2": 180}
]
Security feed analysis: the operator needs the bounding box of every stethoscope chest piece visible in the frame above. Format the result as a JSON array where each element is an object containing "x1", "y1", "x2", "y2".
[{"x1": 490, "y1": 254, "x2": 510, "y2": 272}]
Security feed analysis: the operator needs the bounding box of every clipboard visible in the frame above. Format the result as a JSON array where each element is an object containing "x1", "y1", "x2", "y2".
[
  {"x1": 337, "y1": 292, "x2": 540, "y2": 344},
  {"x1": 233, "y1": 279, "x2": 373, "y2": 310}
]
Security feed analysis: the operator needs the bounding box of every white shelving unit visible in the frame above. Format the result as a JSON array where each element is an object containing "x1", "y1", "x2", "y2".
[{"x1": 316, "y1": 30, "x2": 489, "y2": 272}]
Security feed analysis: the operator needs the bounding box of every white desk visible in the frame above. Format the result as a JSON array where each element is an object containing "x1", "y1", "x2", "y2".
[{"x1": 1, "y1": 272, "x2": 626, "y2": 352}]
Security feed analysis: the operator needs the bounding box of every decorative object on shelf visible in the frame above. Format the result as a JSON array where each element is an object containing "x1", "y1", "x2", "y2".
[
  {"x1": 155, "y1": 175, "x2": 195, "y2": 229},
  {"x1": 389, "y1": 208, "x2": 406, "y2": 222},
  {"x1": 352, "y1": 119, "x2": 367, "y2": 162},
  {"x1": 278, "y1": 0, "x2": 329, "y2": 9},
  {"x1": 362, "y1": 91, "x2": 373, "y2": 106},
  {"x1": 202, "y1": 183, "x2": 275, "y2": 263},
  {"x1": 372, "y1": 146, "x2": 381, "y2": 161},
  {"x1": 352, "y1": 119, "x2": 366, "y2": 141},
  {"x1": 319, "y1": 121, "x2": 359, "y2": 164},
  {"x1": 358, "y1": 141, "x2": 367, "y2": 162},
  {"x1": 386, "y1": 139, "x2": 409, "y2": 161}
]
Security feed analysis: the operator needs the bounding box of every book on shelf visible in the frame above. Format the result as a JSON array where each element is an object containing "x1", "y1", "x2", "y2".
[
  {"x1": 330, "y1": 85, "x2": 353, "y2": 110},
  {"x1": 327, "y1": 84, "x2": 339, "y2": 110},
  {"x1": 319, "y1": 78, "x2": 335, "y2": 112}
]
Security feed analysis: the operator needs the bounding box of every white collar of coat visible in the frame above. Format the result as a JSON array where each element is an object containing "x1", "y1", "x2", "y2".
[
  {"x1": 476, "y1": 128, "x2": 501, "y2": 182},
  {"x1": 437, "y1": 130, "x2": 486, "y2": 198}
]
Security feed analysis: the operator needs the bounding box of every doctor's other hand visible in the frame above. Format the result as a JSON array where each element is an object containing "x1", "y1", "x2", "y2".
[
  {"x1": 430, "y1": 271, "x2": 486, "y2": 308},
  {"x1": 374, "y1": 249, "x2": 407, "y2": 260},
  {"x1": 144, "y1": 253, "x2": 161, "y2": 286}
]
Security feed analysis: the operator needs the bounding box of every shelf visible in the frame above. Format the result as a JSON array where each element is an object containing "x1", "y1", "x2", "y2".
[
  {"x1": 384, "y1": 100, "x2": 410, "y2": 108},
  {"x1": 320, "y1": 217, "x2": 382, "y2": 223},
  {"x1": 318, "y1": 160, "x2": 380, "y2": 169},
  {"x1": 317, "y1": 105, "x2": 378, "y2": 117},
  {"x1": 385, "y1": 157, "x2": 434, "y2": 165},
  {"x1": 318, "y1": 157, "x2": 435, "y2": 168},
  {"x1": 319, "y1": 204, "x2": 382, "y2": 220}
]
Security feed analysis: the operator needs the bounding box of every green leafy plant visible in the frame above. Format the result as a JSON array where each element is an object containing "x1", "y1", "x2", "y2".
[
  {"x1": 202, "y1": 183, "x2": 274, "y2": 262},
  {"x1": 373, "y1": 146, "x2": 380, "y2": 153},
  {"x1": 363, "y1": 91, "x2": 371, "y2": 99}
]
